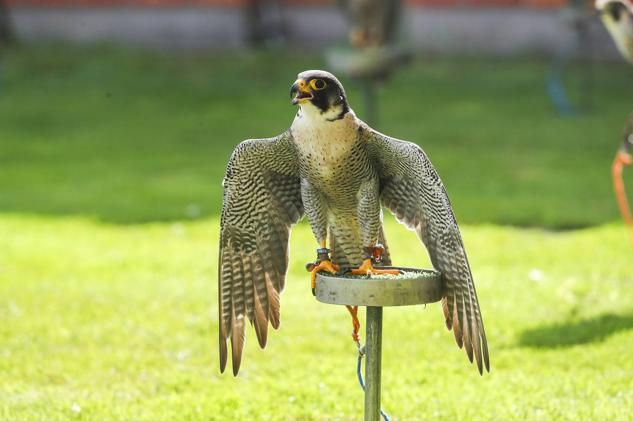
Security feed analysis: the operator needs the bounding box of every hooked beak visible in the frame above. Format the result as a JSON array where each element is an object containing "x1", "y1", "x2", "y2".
[{"x1": 290, "y1": 79, "x2": 313, "y2": 105}]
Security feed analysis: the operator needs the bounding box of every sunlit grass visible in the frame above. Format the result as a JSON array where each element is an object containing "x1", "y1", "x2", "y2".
[
  {"x1": 1, "y1": 214, "x2": 632, "y2": 419},
  {"x1": 1, "y1": 45, "x2": 633, "y2": 420}
]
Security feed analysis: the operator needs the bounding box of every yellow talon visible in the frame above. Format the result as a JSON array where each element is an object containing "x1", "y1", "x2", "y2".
[
  {"x1": 310, "y1": 260, "x2": 340, "y2": 291},
  {"x1": 350, "y1": 258, "x2": 401, "y2": 276}
]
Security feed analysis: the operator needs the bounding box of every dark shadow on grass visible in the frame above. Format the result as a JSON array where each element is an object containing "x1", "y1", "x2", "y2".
[{"x1": 518, "y1": 313, "x2": 633, "y2": 348}]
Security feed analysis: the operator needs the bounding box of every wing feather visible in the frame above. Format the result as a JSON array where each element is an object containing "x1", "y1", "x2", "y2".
[
  {"x1": 218, "y1": 131, "x2": 303, "y2": 375},
  {"x1": 252, "y1": 279, "x2": 268, "y2": 348},
  {"x1": 365, "y1": 127, "x2": 490, "y2": 374}
]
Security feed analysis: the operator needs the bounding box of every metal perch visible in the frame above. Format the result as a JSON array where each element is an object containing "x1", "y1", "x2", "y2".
[{"x1": 315, "y1": 268, "x2": 442, "y2": 421}]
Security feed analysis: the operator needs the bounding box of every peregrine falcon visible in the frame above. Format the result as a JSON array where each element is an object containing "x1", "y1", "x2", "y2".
[{"x1": 218, "y1": 70, "x2": 489, "y2": 376}]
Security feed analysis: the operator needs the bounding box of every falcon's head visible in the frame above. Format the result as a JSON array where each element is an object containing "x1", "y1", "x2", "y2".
[
  {"x1": 290, "y1": 70, "x2": 349, "y2": 118},
  {"x1": 597, "y1": 0, "x2": 633, "y2": 64}
]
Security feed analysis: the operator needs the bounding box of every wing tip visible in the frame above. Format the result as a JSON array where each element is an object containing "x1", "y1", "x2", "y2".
[
  {"x1": 476, "y1": 354, "x2": 491, "y2": 375},
  {"x1": 219, "y1": 339, "x2": 228, "y2": 374},
  {"x1": 483, "y1": 337, "x2": 491, "y2": 373},
  {"x1": 474, "y1": 335, "x2": 491, "y2": 375},
  {"x1": 231, "y1": 341, "x2": 243, "y2": 377},
  {"x1": 252, "y1": 287, "x2": 270, "y2": 349},
  {"x1": 254, "y1": 321, "x2": 269, "y2": 349},
  {"x1": 230, "y1": 316, "x2": 245, "y2": 377},
  {"x1": 220, "y1": 355, "x2": 227, "y2": 374},
  {"x1": 231, "y1": 359, "x2": 241, "y2": 377}
]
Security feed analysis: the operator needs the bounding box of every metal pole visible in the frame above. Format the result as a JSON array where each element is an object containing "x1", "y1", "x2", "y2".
[{"x1": 364, "y1": 306, "x2": 382, "y2": 421}]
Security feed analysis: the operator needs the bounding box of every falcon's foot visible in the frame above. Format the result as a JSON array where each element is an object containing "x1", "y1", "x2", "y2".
[
  {"x1": 307, "y1": 258, "x2": 340, "y2": 295},
  {"x1": 350, "y1": 259, "x2": 400, "y2": 276}
]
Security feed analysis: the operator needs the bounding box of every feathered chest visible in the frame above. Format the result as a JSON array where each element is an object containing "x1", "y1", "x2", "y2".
[{"x1": 290, "y1": 112, "x2": 361, "y2": 180}]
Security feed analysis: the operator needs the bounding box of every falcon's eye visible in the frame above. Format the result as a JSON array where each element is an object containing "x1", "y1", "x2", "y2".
[{"x1": 309, "y1": 79, "x2": 327, "y2": 91}]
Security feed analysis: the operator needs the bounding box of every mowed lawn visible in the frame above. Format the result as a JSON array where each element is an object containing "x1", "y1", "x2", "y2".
[
  {"x1": 2, "y1": 216, "x2": 633, "y2": 420},
  {"x1": 1, "y1": 45, "x2": 633, "y2": 420}
]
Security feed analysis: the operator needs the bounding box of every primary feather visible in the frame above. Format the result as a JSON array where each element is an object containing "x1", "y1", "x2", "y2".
[
  {"x1": 218, "y1": 132, "x2": 303, "y2": 375},
  {"x1": 364, "y1": 126, "x2": 489, "y2": 374}
]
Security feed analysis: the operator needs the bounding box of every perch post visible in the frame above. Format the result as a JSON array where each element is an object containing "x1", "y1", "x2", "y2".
[
  {"x1": 315, "y1": 268, "x2": 442, "y2": 420},
  {"x1": 364, "y1": 306, "x2": 382, "y2": 421}
]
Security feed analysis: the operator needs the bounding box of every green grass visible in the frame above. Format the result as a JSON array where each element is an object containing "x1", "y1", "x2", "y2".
[
  {"x1": 0, "y1": 45, "x2": 632, "y2": 226},
  {"x1": 1, "y1": 45, "x2": 633, "y2": 419},
  {"x1": 1, "y1": 215, "x2": 632, "y2": 420}
]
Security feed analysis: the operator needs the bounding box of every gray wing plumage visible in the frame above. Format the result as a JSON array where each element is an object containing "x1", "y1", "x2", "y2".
[
  {"x1": 219, "y1": 131, "x2": 303, "y2": 376},
  {"x1": 365, "y1": 127, "x2": 490, "y2": 374}
]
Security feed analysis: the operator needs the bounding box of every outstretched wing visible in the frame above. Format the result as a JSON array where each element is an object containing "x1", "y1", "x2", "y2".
[
  {"x1": 219, "y1": 131, "x2": 303, "y2": 376},
  {"x1": 365, "y1": 127, "x2": 490, "y2": 374}
]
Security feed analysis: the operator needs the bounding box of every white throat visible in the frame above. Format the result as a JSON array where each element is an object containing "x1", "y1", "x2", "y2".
[
  {"x1": 290, "y1": 103, "x2": 359, "y2": 171},
  {"x1": 295, "y1": 102, "x2": 348, "y2": 123}
]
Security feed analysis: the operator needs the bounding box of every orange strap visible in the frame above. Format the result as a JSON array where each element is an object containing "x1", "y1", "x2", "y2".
[
  {"x1": 346, "y1": 305, "x2": 361, "y2": 344},
  {"x1": 612, "y1": 151, "x2": 633, "y2": 249}
]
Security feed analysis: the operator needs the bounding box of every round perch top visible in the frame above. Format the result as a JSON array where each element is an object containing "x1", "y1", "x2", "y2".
[{"x1": 315, "y1": 267, "x2": 442, "y2": 307}]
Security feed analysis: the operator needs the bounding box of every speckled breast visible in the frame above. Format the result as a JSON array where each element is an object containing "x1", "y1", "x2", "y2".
[{"x1": 296, "y1": 134, "x2": 376, "y2": 207}]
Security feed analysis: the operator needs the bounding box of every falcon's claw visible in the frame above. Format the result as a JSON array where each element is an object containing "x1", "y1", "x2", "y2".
[
  {"x1": 309, "y1": 260, "x2": 340, "y2": 295},
  {"x1": 350, "y1": 258, "x2": 401, "y2": 276}
]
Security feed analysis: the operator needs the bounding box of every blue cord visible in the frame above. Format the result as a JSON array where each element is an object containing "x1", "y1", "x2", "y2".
[{"x1": 356, "y1": 347, "x2": 390, "y2": 421}]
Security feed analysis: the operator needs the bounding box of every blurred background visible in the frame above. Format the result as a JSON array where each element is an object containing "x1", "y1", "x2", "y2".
[
  {"x1": 1, "y1": 0, "x2": 632, "y2": 226},
  {"x1": 0, "y1": 0, "x2": 626, "y2": 56},
  {"x1": 1, "y1": 1, "x2": 633, "y2": 420}
]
